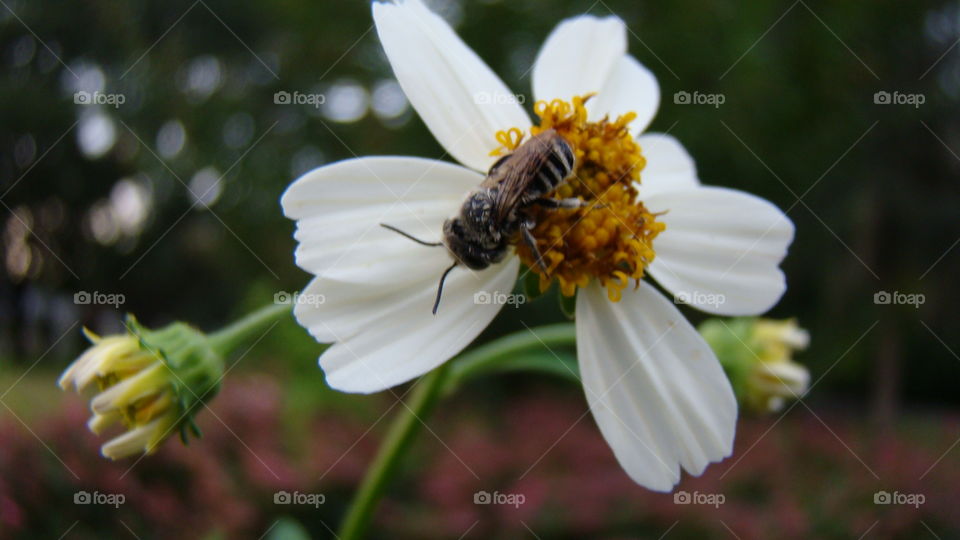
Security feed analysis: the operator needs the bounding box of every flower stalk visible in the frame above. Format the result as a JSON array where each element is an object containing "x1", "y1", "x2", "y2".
[
  {"x1": 208, "y1": 302, "x2": 292, "y2": 356},
  {"x1": 445, "y1": 323, "x2": 578, "y2": 390},
  {"x1": 337, "y1": 363, "x2": 450, "y2": 540}
]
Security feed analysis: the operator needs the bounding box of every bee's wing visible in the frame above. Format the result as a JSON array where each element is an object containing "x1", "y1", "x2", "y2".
[{"x1": 488, "y1": 150, "x2": 549, "y2": 225}]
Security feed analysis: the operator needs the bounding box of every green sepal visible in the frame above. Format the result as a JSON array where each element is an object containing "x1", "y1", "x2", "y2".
[
  {"x1": 125, "y1": 316, "x2": 224, "y2": 447},
  {"x1": 179, "y1": 416, "x2": 202, "y2": 444},
  {"x1": 697, "y1": 317, "x2": 756, "y2": 402},
  {"x1": 179, "y1": 421, "x2": 190, "y2": 445},
  {"x1": 559, "y1": 291, "x2": 577, "y2": 320},
  {"x1": 522, "y1": 266, "x2": 545, "y2": 301}
]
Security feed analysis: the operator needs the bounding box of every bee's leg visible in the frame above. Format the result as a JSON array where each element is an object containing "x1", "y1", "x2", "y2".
[
  {"x1": 533, "y1": 197, "x2": 585, "y2": 209},
  {"x1": 520, "y1": 218, "x2": 549, "y2": 273},
  {"x1": 532, "y1": 197, "x2": 591, "y2": 210}
]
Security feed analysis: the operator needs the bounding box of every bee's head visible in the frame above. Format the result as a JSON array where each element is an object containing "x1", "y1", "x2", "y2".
[{"x1": 442, "y1": 217, "x2": 497, "y2": 270}]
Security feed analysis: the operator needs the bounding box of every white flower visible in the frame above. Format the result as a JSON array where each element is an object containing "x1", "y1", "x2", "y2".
[{"x1": 281, "y1": 0, "x2": 794, "y2": 491}]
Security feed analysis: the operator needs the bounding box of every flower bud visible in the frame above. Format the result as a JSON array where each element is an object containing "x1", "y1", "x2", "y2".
[
  {"x1": 699, "y1": 318, "x2": 810, "y2": 414},
  {"x1": 58, "y1": 316, "x2": 224, "y2": 459}
]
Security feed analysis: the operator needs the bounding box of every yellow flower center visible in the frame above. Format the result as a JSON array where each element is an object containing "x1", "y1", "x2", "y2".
[{"x1": 491, "y1": 95, "x2": 665, "y2": 302}]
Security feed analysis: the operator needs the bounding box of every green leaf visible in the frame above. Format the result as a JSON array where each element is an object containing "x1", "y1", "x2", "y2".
[{"x1": 266, "y1": 517, "x2": 311, "y2": 540}]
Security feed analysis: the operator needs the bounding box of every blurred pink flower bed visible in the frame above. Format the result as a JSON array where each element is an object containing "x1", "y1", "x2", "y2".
[{"x1": 2, "y1": 375, "x2": 957, "y2": 539}]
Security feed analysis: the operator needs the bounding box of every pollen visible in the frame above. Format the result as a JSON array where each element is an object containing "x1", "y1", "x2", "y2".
[{"x1": 493, "y1": 95, "x2": 665, "y2": 302}]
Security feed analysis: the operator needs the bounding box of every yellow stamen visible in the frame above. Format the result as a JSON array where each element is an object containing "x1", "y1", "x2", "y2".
[
  {"x1": 492, "y1": 95, "x2": 665, "y2": 301},
  {"x1": 491, "y1": 127, "x2": 525, "y2": 156}
]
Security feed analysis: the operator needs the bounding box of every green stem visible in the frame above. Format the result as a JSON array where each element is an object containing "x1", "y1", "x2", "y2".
[
  {"x1": 337, "y1": 364, "x2": 450, "y2": 540},
  {"x1": 446, "y1": 322, "x2": 576, "y2": 390},
  {"x1": 208, "y1": 302, "x2": 292, "y2": 356}
]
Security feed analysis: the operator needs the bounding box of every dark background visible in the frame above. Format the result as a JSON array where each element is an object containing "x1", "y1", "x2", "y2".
[{"x1": 1, "y1": 0, "x2": 958, "y2": 538}]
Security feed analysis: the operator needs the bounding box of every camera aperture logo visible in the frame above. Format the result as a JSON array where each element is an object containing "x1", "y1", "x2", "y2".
[
  {"x1": 473, "y1": 490, "x2": 525, "y2": 508},
  {"x1": 873, "y1": 290, "x2": 924, "y2": 308},
  {"x1": 473, "y1": 290, "x2": 526, "y2": 308},
  {"x1": 874, "y1": 490, "x2": 925, "y2": 508},
  {"x1": 674, "y1": 290, "x2": 725, "y2": 309},
  {"x1": 274, "y1": 290, "x2": 325, "y2": 307},
  {"x1": 673, "y1": 90, "x2": 725, "y2": 108},
  {"x1": 274, "y1": 90, "x2": 326, "y2": 108},
  {"x1": 74, "y1": 90, "x2": 126, "y2": 108},
  {"x1": 74, "y1": 290, "x2": 125, "y2": 308},
  {"x1": 873, "y1": 91, "x2": 925, "y2": 108},
  {"x1": 74, "y1": 490, "x2": 125, "y2": 508},
  {"x1": 673, "y1": 490, "x2": 725, "y2": 508},
  {"x1": 273, "y1": 490, "x2": 325, "y2": 508}
]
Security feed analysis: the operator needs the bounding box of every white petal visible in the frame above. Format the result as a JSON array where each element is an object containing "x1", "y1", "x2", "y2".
[
  {"x1": 636, "y1": 133, "x2": 699, "y2": 198},
  {"x1": 588, "y1": 55, "x2": 660, "y2": 131},
  {"x1": 576, "y1": 282, "x2": 737, "y2": 491},
  {"x1": 101, "y1": 417, "x2": 170, "y2": 459},
  {"x1": 646, "y1": 186, "x2": 794, "y2": 316},
  {"x1": 88, "y1": 411, "x2": 120, "y2": 434},
  {"x1": 532, "y1": 15, "x2": 626, "y2": 103},
  {"x1": 373, "y1": 0, "x2": 530, "y2": 172},
  {"x1": 757, "y1": 362, "x2": 810, "y2": 397},
  {"x1": 298, "y1": 257, "x2": 520, "y2": 393},
  {"x1": 282, "y1": 156, "x2": 480, "y2": 285}
]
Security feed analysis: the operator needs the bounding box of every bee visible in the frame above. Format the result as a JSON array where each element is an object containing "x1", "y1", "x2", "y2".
[{"x1": 382, "y1": 129, "x2": 585, "y2": 313}]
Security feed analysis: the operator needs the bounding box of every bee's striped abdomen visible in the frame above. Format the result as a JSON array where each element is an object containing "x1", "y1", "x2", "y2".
[{"x1": 532, "y1": 134, "x2": 575, "y2": 195}]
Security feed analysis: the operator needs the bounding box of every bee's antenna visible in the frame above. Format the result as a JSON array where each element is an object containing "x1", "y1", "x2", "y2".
[
  {"x1": 433, "y1": 262, "x2": 458, "y2": 315},
  {"x1": 380, "y1": 223, "x2": 443, "y2": 247}
]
